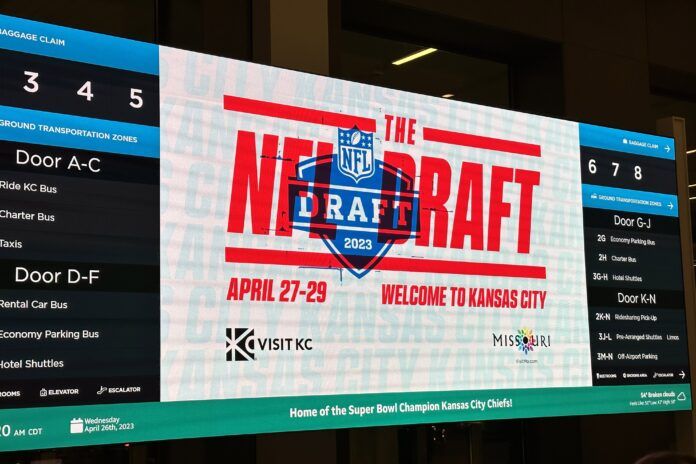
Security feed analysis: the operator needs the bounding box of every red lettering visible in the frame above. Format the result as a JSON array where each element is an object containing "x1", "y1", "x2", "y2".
[
  {"x1": 407, "y1": 118, "x2": 416, "y2": 145},
  {"x1": 251, "y1": 278, "x2": 262, "y2": 300},
  {"x1": 308, "y1": 142, "x2": 334, "y2": 239},
  {"x1": 227, "y1": 128, "x2": 539, "y2": 258},
  {"x1": 227, "y1": 131, "x2": 279, "y2": 234},
  {"x1": 451, "y1": 162, "x2": 484, "y2": 250},
  {"x1": 417, "y1": 156, "x2": 451, "y2": 247},
  {"x1": 383, "y1": 151, "x2": 416, "y2": 244},
  {"x1": 382, "y1": 283, "x2": 397, "y2": 304},
  {"x1": 384, "y1": 114, "x2": 394, "y2": 142},
  {"x1": 275, "y1": 138, "x2": 314, "y2": 236},
  {"x1": 239, "y1": 278, "x2": 252, "y2": 298},
  {"x1": 395, "y1": 117, "x2": 406, "y2": 143},
  {"x1": 514, "y1": 169, "x2": 540, "y2": 253},
  {"x1": 396, "y1": 201, "x2": 412, "y2": 226},
  {"x1": 487, "y1": 166, "x2": 514, "y2": 251},
  {"x1": 226, "y1": 277, "x2": 238, "y2": 300}
]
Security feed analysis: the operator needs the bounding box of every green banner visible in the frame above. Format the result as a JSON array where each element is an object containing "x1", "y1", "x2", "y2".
[{"x1": 0, "y1": 384, "x2": 690, "y2": 452}]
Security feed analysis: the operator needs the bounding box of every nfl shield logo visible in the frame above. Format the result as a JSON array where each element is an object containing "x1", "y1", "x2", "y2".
[
  {"x1": 338, "y1": 127, "x2": 374, "y2": 182},
  {"x1": 288, "y1": 125, "x2": 419, "y2": 278}
]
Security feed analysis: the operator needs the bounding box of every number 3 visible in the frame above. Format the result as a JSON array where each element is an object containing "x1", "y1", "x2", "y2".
[
  {"x1": 130, "y1": 88, "x2": 143, "y2": 108},
  {"x1": 23, "y1": 71, "x2": 39, "y2": 93}
]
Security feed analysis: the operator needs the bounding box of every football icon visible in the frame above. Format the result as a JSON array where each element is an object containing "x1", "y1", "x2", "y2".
[{"x1": 350, "y1": 130, "x2": 362, "y2": 145}]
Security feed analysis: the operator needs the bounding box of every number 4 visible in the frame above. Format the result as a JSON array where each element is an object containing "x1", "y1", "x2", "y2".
[
  {"x1": 77, "y1": 81, "x2": 94, "y2": 101},
  {"x1": 130, "y1": 88, "x2": 143, "y2": 108}
]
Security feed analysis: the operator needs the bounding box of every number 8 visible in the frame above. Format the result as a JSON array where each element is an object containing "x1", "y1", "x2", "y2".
[{"x1": 634, "y1": 165, "x2": 642, "y2": 180}]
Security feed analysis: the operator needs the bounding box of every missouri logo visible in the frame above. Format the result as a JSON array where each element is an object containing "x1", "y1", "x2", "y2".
[{"x1": 492, "y1": 328, "x2": 551, "y2": 355}]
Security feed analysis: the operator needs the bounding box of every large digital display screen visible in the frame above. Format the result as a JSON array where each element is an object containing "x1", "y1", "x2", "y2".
[{"x1": 0, "y1": 13, "x2": 692, "y2": 451}]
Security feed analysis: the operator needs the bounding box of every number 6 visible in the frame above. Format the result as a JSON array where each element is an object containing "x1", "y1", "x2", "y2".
[
  {"x1": 129, "y1": 88, "x2": 143, "y2": 108},
  {"x1": 588, "y1": 159, "x2": 597, "y2": 174}
]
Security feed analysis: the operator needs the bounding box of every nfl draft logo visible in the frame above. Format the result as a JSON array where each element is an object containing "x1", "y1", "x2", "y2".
[
  {"x1": 338, "y1": 127, "x2": 374, "y2": 182},
  {"x1": 225, "y1": 93, "x2": 545, "y2": 284},
  {"x1": 288, "y1": 127, "x2": 419, "y2": 278}
]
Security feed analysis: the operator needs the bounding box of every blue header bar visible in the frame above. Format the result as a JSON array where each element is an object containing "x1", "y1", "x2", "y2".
[
  {"x1": 0, "y1": 14, "x2": 158, "y2": 75},
  {"x1": 0, "y1": 105, "x2": 159, "y2": 158},
  {"x1": 579, "y1": 123, "x2": 675, "y2": 160},
  {"x1": 582, "y1": 184, "x2": 678, "y2": 217}
]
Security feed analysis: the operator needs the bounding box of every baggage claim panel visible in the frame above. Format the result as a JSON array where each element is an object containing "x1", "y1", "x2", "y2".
[
  {"x1": 579, "y1": 125, "x2": 690, "y2": 386},
  {"x1": 0, "y1": 16, "x2": 159, "y2": 407}
]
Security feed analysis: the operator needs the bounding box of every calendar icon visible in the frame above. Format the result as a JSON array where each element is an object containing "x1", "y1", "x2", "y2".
[{"x1": 69, "y1": 418, "x2": 84, "y2": 434}]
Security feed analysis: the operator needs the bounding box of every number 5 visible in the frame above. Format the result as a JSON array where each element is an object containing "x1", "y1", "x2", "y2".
[
  {"x1": 23, "y1": 71, "x2": 39, "y2": 93},
  {"x1": 129, "y1": 88, "x2": 143, "y2": 108}
]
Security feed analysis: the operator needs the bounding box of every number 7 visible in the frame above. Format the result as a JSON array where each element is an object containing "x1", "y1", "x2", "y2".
[
  {"x1": 289, "y1": 280, "x2": 300, "y2": 301},
  {"x1": 611, "y1": 162, "x2": 619, "y2": 176}
]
